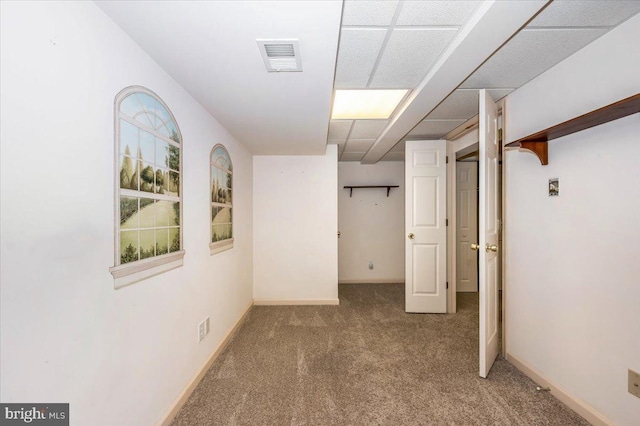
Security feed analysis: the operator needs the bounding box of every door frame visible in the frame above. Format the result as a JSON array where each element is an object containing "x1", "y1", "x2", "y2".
[{"x1": 445, "y1": 98, "x2": 507, "y2": 357}]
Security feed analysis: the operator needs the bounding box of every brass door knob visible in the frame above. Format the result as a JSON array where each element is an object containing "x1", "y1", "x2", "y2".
[
  {"x1": 471, "y1": 243, "x2": 480, "y2": 251},
  {"x1": 408, "y1": 233, "x2": 415, "y2": 239},
  {"x1": 486, "y1": 244, "x2": 498, "y2": 252}
]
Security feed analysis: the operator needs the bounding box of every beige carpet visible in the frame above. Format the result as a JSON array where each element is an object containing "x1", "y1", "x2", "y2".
[{"x1": 171, "y1": 283, "x2": 588, "y2": 425}]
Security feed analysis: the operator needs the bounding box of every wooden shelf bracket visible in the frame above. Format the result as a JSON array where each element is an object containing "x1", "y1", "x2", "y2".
[{"x1": 505, "y1": 93, "x2": 640, "y2": 166}]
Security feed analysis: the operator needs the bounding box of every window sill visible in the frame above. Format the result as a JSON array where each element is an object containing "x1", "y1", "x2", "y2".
[
  {"x1": 109, "y1": 250, "x2": 185, "y2": 289},
  {"x1": 210, "y1": 239, "x2": 233, "y2": 255}
]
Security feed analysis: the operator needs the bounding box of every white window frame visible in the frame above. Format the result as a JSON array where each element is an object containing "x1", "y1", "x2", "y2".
[
  {"x1": 210, "y1": 144, "x2": 233, "y2": 255},
  {"x1": 109, "y1": 86, "x2": 185, "y2": 288}
]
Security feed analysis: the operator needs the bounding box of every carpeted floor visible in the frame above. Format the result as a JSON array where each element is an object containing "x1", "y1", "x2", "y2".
[{"x1": 171, "y1": 284, "x2": 588, "y2": 425}]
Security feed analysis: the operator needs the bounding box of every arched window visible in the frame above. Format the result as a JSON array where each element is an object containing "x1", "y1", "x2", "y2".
[
  {"x1": 210, "y1": 144, "x2": 233, "y2": 254},
  {"x1": 110, "y1": 86, "x2": 184, "y2": 287}
]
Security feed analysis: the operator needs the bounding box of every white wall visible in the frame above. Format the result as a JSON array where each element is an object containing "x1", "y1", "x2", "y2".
[
  {"x1": 504, "y1": 14, "x2": 640, "y2": 426},
  {"x1": 253, "y1": 146, "x2": 338, "y2": 302},
  {"x1": 0, "y1": 2, "x2": 253, "y2": 425},
  {"x1": 338, "y1": 162, "x2": 404, "y2": 283}
]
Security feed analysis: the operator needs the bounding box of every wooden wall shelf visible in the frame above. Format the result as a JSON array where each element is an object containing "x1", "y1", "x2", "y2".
[
  {"x1": 344, "y1": 185, "x2": 399, "y2": 197},
  {"x1": 505, "y1": 93, "x2": 640, "y2": 165}
]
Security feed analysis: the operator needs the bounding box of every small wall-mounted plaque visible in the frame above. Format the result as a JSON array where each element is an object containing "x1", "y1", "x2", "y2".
[{"x1": 549, "y1": 178, "x2": 559, "y2": 196}]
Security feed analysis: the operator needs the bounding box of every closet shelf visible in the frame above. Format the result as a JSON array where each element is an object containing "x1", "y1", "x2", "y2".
[
  {"x1": 505, "y1": 93, "x2": 640, "y2": 165},
  {"x1": 344, "y1": 185, "x2": 399, "y2": 197}
]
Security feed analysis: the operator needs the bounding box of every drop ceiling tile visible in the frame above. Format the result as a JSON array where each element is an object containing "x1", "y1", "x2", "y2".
[
  {"x1": 408, "y1": 119, "x2": 465, "y2": 138},
  {"x1": 341, "y1": 152, "x2": 366, "y2": 162},
  {"x1": 427, "y1": 89, "x2": 513, "y2": 120},
  {"x1": 396, "y1": 1, "x2": 480, "y2": 26},
  {"x1": 381, "y1": 151, "x2": 405, "y2": 161},
  {"x1": 370, "y1": 28, "x2": 458, "y2": 88},
  {"x1": 390, "y1": 140, "x2": 405, "y2": 152},
  {"x1": 328, "y1": 120, "x2": 353, "y2": 141},
  {"x1": 461, "y1": 28, "x2": 608, "y2": 89},
  {"x1": 335, "y1": 28, "x2": 388, "y2": 88},
  {"x1": 342, "y1": 0, "x2": 399, "y2": 26},
  {"x1": 344, "y1": 139, "x2": 375, "y2": 152},
  {"x1": 529, "y1": 0, "x2": 640, "y2": 27},
  {"x1": 350, "y1": 120, "x2": 388, "y2": 139}
]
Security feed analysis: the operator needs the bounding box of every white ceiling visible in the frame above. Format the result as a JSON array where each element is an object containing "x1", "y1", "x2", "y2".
[
  {"x1": 95, "y1": 1, "x2": 640, "y2": 161},
  {"x1": 333, "y1": 0, "x2": 640, "y2": 162},
  {"x1": 96, "y1": 0, "x2": 342, "y2": 155}
]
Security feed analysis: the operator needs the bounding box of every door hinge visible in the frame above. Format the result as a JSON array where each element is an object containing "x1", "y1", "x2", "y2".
[
  {"x1": 446, "y1": 156, "x2": 449, "y2": 163},
  {"x1": 446, "y1": 219, "x2": 448, "y2": 226},
  {"x1": 446, "y1": 281, "x2": 449, "y2": 289}
]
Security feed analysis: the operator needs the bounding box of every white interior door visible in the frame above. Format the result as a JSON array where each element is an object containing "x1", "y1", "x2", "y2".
[
  {"x1": 478, "y1": 89, "x2": 500, "y2": 378},
  {"x1": 405, "y1": 140, "x2": 447, "y2": 313},
  {"x1": 456, "y1": 161, "x2": 478, "y2": 292}
]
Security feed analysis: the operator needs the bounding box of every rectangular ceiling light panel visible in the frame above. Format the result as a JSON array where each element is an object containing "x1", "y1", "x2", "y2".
[
  {"x1": 257, "y1": 39, "x2": 302, "y2": 72},
  {"x1": 332, "y1": 89, "x2": 408, "y2": 119}
]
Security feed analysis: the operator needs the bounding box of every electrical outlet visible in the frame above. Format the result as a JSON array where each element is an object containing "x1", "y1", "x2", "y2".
[
  {"x1": 629, "y1": 369, "x2": 640, "y2": 399},
  {"x1": 198, "y1": 321, "x2": 206, "y2": 342},
  {"x1": 205, "y1": 317, "x2": 210, "y2": 334},
  {"x1": 368, "y1": 261, "x2": 374, "y2": 270}
]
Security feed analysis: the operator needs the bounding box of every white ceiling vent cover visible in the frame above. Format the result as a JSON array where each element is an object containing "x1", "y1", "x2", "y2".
[{"x1": 257, "y1": 39, "x2": 302, "y2": 72}]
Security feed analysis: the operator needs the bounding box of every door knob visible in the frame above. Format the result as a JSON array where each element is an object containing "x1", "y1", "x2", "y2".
[
  {"x1": 486, "y1": 244, "x2": 498, "y2": 252},
  {"x1": 408, "y1": 233, "x2": 415, "y2": 239},
  {"x1": 471, "y1": 243, "x2": 480, "y2": 251},
  {"x1": 337, "y1": 231, "x2": 341, "y2": 238}
]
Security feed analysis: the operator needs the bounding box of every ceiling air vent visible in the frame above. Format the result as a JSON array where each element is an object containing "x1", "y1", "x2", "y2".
[{"x1": 257, "y1": 39, "x2": 302, "y2": 72}]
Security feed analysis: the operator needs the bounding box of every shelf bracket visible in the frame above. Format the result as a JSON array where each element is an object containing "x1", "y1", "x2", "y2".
[{"x1": 518, "y1": 141, "x2": 549, "y2": 165}]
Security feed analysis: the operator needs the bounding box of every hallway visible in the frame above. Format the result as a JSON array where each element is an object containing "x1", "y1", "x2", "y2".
[{"x1": 172, "y1": 284, "x2": 587, "y2": 425}]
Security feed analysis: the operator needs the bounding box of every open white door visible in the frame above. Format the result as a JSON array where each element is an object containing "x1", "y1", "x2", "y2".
[
  {"x1": 478, "y1": 90, "x2": 500, "y2": 378},
  {"x1": 405, "y1": 140, "x2": 447, "y2": 313}
]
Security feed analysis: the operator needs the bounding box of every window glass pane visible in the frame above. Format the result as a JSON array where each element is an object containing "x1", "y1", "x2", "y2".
[
  {"x1": 212, "y1": 224, "x2": 232, "y2": 242},
  {"x1": 140, "y1": 229, "x2": 155, "y2": 259},
  {"x1": 213, "y1": 207, "x2": 231, "y2": 224},
  {"x1": 120, "y1": 94, "x2": 141, "y2": 118},
  {"x1": 139, "y1": 129, "x2": 155, "y2": 164},
  {"x1": 156, "y1": 229, "x2": 169, "y2": 256},
  {"x1": 169, "y1": 227, "x2": 180, "y2": 252},
  {"x1": 168, "y1": 145, "x2": 180, "y2": 171},
  {"x1": 134, "y1": 93, "x2": 156, "y2": 128},
  {"x1": 155, "y1": 168, "x2": 167, "y2": 194},
  {"x1": 227, "y1": 189, "x2": 232, "y2": 205},
  {"x1": 120, "y1": 155, "x2": 138, "y2": 190},
  {"x1": 167, "y1": 121, "x2": 180, "y2": 144},
  {"x1": 211, "y1": 166, "x2": 219, "y2": 203},
  {"x1": 168, "y1": 171, "x2": 180, "y2": 196},
  {"x1": 120, "y1": 231, "x2": 139, "y2": 264},
  {"x1": 156, "y1": 138, "x2": 169, "y2": 169},
  {"x1": 156, "y1": 200, "x2": 171, "y2": 227},
  {"x1": 216, "y1": 168, "x2": 224, "y2": 190},
  {"x1": 140, "y1": 162, "x2": 155, "y2": 193},
  {"x1": 120, "y1": 196, "x2": 138, "y2": 229},
  {"x1": 171, "y1": 202, "x2": 180, "y2": 226},
  {"x1": 213, "y1": 146, "x2": 231, "y2": 171},
  {"x1": 139, "y1": 198, "x2": 155, "y2": 228},
  {"x1": 120, "y1": 119, "x2": 138, "y2": 156}
]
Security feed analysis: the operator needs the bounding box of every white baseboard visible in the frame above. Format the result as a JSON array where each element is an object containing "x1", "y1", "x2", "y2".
[
  {"x1": 338, "y1": 279, "x2": 404, "y2": 284},
  {"x1": 253, "y1": 298, "x2": 340, "y2": 306},
  {"x1": 157, "y1": 300, "x2": 254, "y2": 426},
  {"x1": 506, "y1": 352, "x2": 614, "y2": 426}
]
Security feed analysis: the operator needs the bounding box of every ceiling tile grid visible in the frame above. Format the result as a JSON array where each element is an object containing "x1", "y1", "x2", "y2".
[
  {"x1": 395, "y1": 0, "x2": 481, "y2": 26},
  {"x1": 349, "y1": 119, "x2": 389, "y2": 139},
  {"x1": 344, "y1": 139, "x2": 376, "y2": 153},
  {"x1": 341, "y1": 152, "x2": 367, "y2": 162},
  {"x1": 335, "y1": 28, "x2": 388, "y2": 88},
  {"x1": 328, "y1": 120, "x2": 353, "y2": 141},
  {"x1": 369, "y1": 28, "x2": 458, "y2": 88},
  {"x1": 461, "y1": 28, "x2": 608, "y2": 89},
  {"x1": 407, "y1": 119, "x2": 465, "y2": 138},
  {"x1": 528, "y1": 0, "x2": 640, "y2": 28},
  {"x1": 341, "y1": 0, "x2": 399, "y2": 26}
]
